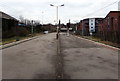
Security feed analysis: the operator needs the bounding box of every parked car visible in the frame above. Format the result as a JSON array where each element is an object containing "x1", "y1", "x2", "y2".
[{"x1": 43, "y1": 31, "x2": 49, "y2": 34}]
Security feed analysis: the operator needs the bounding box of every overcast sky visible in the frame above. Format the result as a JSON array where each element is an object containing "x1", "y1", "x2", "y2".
[{"x1": 0, "y1": 0, "x2": 119, "y2": 24}]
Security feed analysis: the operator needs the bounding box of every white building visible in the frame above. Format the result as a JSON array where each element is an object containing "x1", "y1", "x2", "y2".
[{"x1": 89, "y1": 18, "x2": 95, "y2": 34}]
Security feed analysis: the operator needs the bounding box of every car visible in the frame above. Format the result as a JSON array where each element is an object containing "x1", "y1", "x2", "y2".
[{"x1": 43, "y1": 31, "x2": 49, "y2": 34}]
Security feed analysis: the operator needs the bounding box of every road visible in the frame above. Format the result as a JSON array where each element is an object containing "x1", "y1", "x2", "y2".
[
  {"x1": 60, "y1": 33, "x2": 118, "y2": 79},
  {"x1": 2, "y1": 33, "x2": 118, "y2": 79},
  {"x1": 3, "y1": 33, "x2": 57, "y2": 79}
]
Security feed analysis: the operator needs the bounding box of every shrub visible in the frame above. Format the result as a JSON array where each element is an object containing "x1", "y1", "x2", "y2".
[
  {"x1": 2, "y1": 30, "x2": 15, "y2": 38},
  {"x1": 16, "y1": 27, "x2": 29, "y2": 36}
]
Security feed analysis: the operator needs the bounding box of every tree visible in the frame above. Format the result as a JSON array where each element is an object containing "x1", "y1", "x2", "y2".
[{"x1": 19, "y1": 15, "x2": 24, "y2": 23}]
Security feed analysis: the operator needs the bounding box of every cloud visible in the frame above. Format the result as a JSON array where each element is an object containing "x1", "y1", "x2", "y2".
[{"x1": 0, "y1": 0, "x2": 118, "y2": 24}]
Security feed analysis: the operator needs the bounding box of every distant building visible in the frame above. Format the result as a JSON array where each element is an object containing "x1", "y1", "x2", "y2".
[
  {"x1": 89, "y1": 18, "x2": 95, "y2": 33},
  {"x1": 77, "y1": 18, "x2": 103, "y2": 36},
  {"x1": 0, "y1": 11, "x2": 18, "y2": 38},
  {"x1": 77, "y1": 11, "x2": 120, "y2": 43},
  {"x1": 60, "y1": 23, "x2": 74, "y2": 32},
  {"x1": 42, "y1": 24, "x2": 56, "y2": 32}
]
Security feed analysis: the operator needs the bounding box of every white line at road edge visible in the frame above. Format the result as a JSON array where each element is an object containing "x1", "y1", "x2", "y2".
[{"x1": 74, "y1": 35, "x2": 120, "y2": 51}]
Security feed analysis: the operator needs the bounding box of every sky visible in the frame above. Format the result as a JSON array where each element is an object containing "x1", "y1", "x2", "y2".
[{"x1": 0, "y1": 0, "x2": 119, "y2": 24}]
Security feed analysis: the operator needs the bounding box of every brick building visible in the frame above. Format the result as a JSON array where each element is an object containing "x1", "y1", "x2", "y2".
[
  {"x1": 77, "y1": 18, "x2": 103, "y2": 36},
  {"x1": 98, "y1": 11, "x2": 120, "y2": 43}
]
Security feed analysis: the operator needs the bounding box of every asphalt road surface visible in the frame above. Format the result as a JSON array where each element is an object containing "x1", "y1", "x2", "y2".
[
  {"x1": 60, "y1": 33, "x2": 118, "y2": 79},
  {"x1": 2, "y1": 33, "x2": 119, "y2": 79},
  {"x1": 3, "y1": 33, "x2": 57, "y2": 79}
]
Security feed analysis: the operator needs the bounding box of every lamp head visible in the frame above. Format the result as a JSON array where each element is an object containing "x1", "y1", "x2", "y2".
[
  {"x1": 50, "y1": 4, "x2": 54, "y2": 6},
  {"x1": 61, "y1": 4, "x2": 64, "y2": 6}
]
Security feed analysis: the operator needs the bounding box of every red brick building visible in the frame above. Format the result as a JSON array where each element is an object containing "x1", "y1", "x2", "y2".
[
  {"x1": 77, "y1": 18, "x2": 103, "y2": 36},
  {"x1": 77, "y1": 18, "x2": 89, "y2": 35},
  {"x1": 98, "y1": 11, "x2": 120, "y2": 43}
]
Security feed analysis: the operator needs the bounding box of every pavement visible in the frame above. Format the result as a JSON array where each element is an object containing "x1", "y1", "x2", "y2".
[
  {"x1": 60, "y1": 33, "x2": 118, "y2": 79},
  {"x1": 1, "y1": 32, "x2": 119, "y2": 80}
]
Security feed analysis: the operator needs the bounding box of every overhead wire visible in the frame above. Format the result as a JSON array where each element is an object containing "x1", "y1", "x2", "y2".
[{"x1": 82, "y1": 0, "x2": 119, "y2": 18}]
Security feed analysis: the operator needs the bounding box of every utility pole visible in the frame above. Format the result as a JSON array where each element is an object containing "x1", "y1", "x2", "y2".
[
  {"x1": 56, "y1": 6, "x2": 59, "y2": 39},
  {"x1": 42, "y1": 11, "x2": 44, "y2": 28},
  {"x1": 67, "y1": 19, "x2": 70, "y2": 36},
  {"x1": 82, "y1": 21, "x2": 84, "y2": 36},
  {"x1": 31, "y1": 20, "x2": 34, "y2": 34},
  {"x1": 59, "y1": 20, "x2": 61, "y2": 32}
]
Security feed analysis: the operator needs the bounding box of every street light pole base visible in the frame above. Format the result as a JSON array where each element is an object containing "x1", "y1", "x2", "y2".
[{"x1": 56, "y1": 33, "x2": 58, "y2": 39}]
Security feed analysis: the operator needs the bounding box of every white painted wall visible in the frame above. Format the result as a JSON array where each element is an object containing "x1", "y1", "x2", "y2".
[{"x1": 89, "y1": 18, "x2": 95, "y2": 33}]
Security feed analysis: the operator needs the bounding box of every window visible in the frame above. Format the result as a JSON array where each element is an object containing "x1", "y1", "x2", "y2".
[
  {"x1": 91, "y1": 23, "x2": 93, "y2": 25},
  {"x1": 91, "y1": 30, "x2": 94, "y2": 32}
]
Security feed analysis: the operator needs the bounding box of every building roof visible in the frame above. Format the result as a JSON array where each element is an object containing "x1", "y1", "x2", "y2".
[
  {"x1": 105, "y1": 11, "x2": 120, "y2": 18},
  {"x1": 0, "y1": 11, "x2": 18, "y2": 21},
  {"x1": 82, "y1": 18, "x2": 103, "y2": 21}
]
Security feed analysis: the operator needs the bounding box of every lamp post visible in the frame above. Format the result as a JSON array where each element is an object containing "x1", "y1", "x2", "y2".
[{"x1": 50, "y1": 4, "x2": 64, "y2": 39}]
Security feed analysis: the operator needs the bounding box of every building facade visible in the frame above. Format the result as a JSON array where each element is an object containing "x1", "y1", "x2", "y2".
[
  {"x1": 0, "y1": 11, "x2": 18, "y2": 38},
  {"x1": 77, "y1": 11, "x2": 120, "y2": 43},
  {"x1": 98, "y1": 11, "x2": 120, "y2": 43},
  {"x1": 77, "y1": 18, "x2": 103, "y2": 36},
  {"x1": 89, "y1": 18, "x2": 95, "y2": 33}
]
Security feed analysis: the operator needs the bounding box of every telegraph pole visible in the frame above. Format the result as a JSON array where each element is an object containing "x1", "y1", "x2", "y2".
[
  {"x1": 67, "y1": 19, "x2": 70, "y2": 36},
  {"x1": 42, "y1": 11, "x2": 44, "y2": 28},
  {"x1": 82, "y1": 21, "x2": 84, "y2": 36},
  {"x1": 31, "y1": 20, "x2": 34, "y2": 34},
  {"x1": 59, "y1": 20, "x2": 61, "y2": 32}
]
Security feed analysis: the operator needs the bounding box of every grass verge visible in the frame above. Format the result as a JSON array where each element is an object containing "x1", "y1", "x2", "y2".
[
  {"x1": 1, "y1": 33, "x2": 43, "y2": 45},
  {"x1": 77, "y1": 35, "x2": 120, "y2": 49}
]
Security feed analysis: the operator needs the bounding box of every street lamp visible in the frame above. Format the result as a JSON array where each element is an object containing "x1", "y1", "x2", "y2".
[{"x1": 50, "y1": 4, "x2": 64, "y2": 39}]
